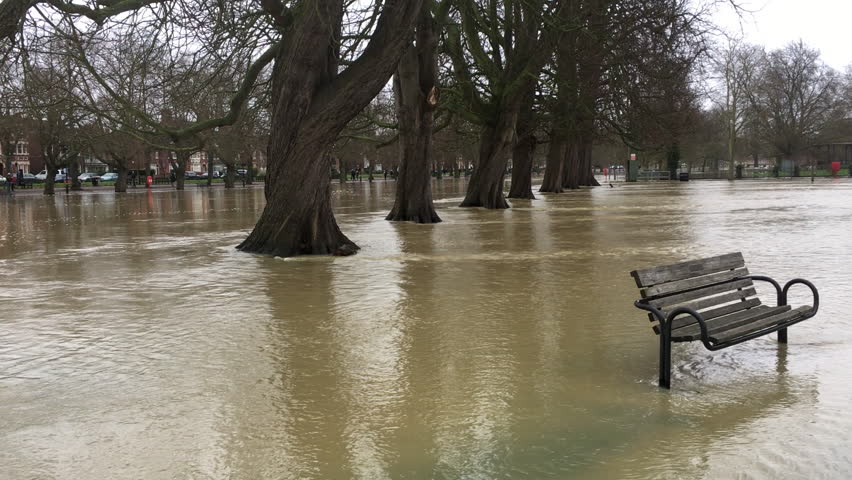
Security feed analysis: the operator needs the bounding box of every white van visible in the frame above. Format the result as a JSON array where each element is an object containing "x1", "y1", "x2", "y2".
[{"x1": 35, "y1": 169, "x2": 67, "y2": 181}]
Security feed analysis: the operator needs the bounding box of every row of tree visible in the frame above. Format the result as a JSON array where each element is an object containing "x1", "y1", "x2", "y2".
[
  {"x1": 0, "y1": 0, "x2": 789, "y2": 257},
  {"x1": 690, "y1": 40, "x2": 849, "y2": 178}
]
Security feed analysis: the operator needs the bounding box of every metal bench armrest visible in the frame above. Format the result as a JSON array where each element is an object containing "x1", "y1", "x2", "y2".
[
  {"x1": 746, "y1": 275, "x2": 782, "y2": 304},
  {"x1": 634, "y1": 300, "x2": 713, "y2": 347},
  {"x1": 633, "y1": 300, "x2": 665, "y2": 323},
  {"x1": 664, "y1": 306, "x2": 713, "y2": 348},
  {"x1": 782, "y1": 279, "x2": 820, "y2": 315}
]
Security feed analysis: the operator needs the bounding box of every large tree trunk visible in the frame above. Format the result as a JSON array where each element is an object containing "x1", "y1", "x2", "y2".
[
  {"x1": 173, "y1": 153, "x2": 188, "y2": 190},
  {"x1": 508, "y1": 86, "x2": 537, "y2": 199},
  {"x1": 563, "y1": 141, "x2": 580, "y2": 190},
  {"x1": 508, "y1": 133, "x2": 536, "y2": 199},
  {"x1": 540, "y1": 133, "x2": 565, "y2": 193},
  {"x1": 239, "y1": 151, "x2": 357, "y2": 256},
  {"x1": 728, "y1": 115, "x2": 736, "y2": 180},
  {"x1": 387, "y1": 4, "x2": 441, "y2": 224},
  {"x1": 69, "y1": 159, "x2": 82, "y2": 190},
  {"x1": 460, "y1": 111, "x2": 517, "y2": 209},
  {"x1": 224, "y1": 163, "x2": 236, "y2": 188},
  {"x1": 245, "y1": 154, "x2": 254, "y2": 185},
  {"x1": 43, "y1": 165, "x2": 56, "y2": 195},
  {"x1": 579, "y1": 140, "x2": 600, "y2": 186},
  {"x1": 175, "y1": 167, "x2": 186, "y2": 190},
  {"x1": 115, "y1": 165, "x2": 128, "y2": 193},
  {"x1": 543, "y1": 2, "x2": 577, "y2": 194},
  {"x1": 238, "y1": 0, "x2": 423, "y2": 256}
]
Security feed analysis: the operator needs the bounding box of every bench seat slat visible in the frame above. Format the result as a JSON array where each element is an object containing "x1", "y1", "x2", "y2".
[
  {"x1": 709, "y1": 306, "x2": 814, "y2": 344},
  {"x1": 649, "y1": 278, "x2": 754, "y2": 309},
  {"x1": 649, "y1": 297, "x2": 762, "y2": 330},
  {"x1": 631, "y1": 253, "x2": 745, "y2": 287},
  {"x1": 640, "y1": 268, "x2": 750, "y2": 299},
  {"x1": 677, "y1": 298, "x2": 762, "y2": 327},
  {"x1": 667, "y1": 288, "x2": 756, "y2": 313},
  {"x1": 669, "y1": 305, "x2": 792, "y2": 341}
]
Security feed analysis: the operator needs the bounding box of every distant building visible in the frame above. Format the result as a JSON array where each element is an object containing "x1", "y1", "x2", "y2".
[
  {"x1": 2, "y1": 120, "x2": 266, "y2": 176},
  {"x1": 1, "y1": 137, "x2": 48, "y2": 175}
]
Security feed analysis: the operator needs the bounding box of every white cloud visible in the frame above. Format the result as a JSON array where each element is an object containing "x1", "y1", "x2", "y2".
[{"x1": 713, "y1": 0, "x2": 851, "y2": 69}]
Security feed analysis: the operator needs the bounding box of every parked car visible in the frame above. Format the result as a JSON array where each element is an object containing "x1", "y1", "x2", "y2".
[
  {"x1": 78, "y1": 172, "x2": 101, "y2": 182},
  {"x1": 9, "y1": 173, "x2": 36, "y2": 186},
  {"x1": 184, "y1": 171, "x2": 199, "y2": 179},
  {"x1": 35, "y1": 170, "x2": 48, "y2": 181},
  {"x1": 197, "y1": 172, "x2": 209, "y2": 180},
  {"x1": 20, "y1": 173, "x2": 36, "y2": 185},
  {"x1": 100, "y1": 172, "x2": 119, "y2": 182},
  {"x1": 54, "y1": 173, "x2": 67, "y2": 183}
]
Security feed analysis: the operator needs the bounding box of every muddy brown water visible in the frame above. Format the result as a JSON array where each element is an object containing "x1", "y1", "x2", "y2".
[{"x1": 1, "y1": 178, "x2": 851, "y2": 479}]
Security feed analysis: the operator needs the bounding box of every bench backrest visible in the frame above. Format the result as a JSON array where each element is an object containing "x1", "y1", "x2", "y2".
[{"x1": 631, "y1": 253, "x2": 759, "y2": 332}]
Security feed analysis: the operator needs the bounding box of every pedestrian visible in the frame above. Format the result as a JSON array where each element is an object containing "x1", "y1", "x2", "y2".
[
  {"x1": 383, "y1": 169, "x2": 388, "y2": 180},
  {"x1": 17, "y1": 169, "x2": 24, "y2": 187},
  {"x1": 169, "y1": 171, "x2": 176, "y2": 185}
]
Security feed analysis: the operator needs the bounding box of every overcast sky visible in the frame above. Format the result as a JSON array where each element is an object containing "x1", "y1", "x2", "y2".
[{"x1": 713, "y1": 0, "x2": 852, "y2": 70}]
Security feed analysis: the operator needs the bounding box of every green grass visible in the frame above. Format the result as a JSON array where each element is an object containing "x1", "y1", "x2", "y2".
[{"x1": 744, "y1": 168, "x2": 850, "y2": 178}]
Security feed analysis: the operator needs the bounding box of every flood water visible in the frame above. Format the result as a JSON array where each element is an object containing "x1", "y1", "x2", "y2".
[{"x1": 1, "y1": 178, "x2": 851, "y2": 479}]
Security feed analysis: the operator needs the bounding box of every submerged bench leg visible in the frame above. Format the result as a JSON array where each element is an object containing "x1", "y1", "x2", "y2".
[
  {"x1": 659, "y1": 333, "x2": 672, "y2": 389},
  {"x1": 778, "y1": 328, "x2": 788, "y2": 344}
]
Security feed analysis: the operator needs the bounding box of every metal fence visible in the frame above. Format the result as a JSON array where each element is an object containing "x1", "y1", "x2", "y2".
[
  {"x1": 687, "y1": 167, "x2": 852, "y2": 179},
  {"x1": 637, "y1": 170, "x2": 672, "y2": 181}
]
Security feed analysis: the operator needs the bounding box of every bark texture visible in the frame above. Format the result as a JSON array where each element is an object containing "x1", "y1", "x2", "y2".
[
  {"x1": 563, "y1": 142, "x2": 580, "y2": 190},
  {"x1": 44, "y1": 166, "x2": 56, "y2": 195},
  {"x1": 460, "y1": 111, "x2": 517, "y2": 209},
  {"x1": 539, "y1": 135, "x2": 565, "y2": 193},
  {"x1": 578, "y1": 140, "x2": 600, "y2": 186},
  {"x1": 238, "y1": 0, "x2": 423, "y2": 256},
  {"x1": 173, "y1": 152, "x2": 189, "y2": 190},
  {"x1": 508, "y1": 87, "x2": 537, "y2": 199},
  {"x1": 508, "y1": 133, "x2": 536, "y2": 199},
  {"x1": 245, "y1": 158, "x2": 254, "y2": 185},
  {"x1": 387, "y1": 3, "x2": 441, "y2": 224},
  {"x1": 0, "y1": 0, "x2": 29, "y2": 41},
  {"x1": 69, "y1": 160, "x2": 82, "y2": 190},
  {"x1": 224, "y1": 163, "x2": 236, "y2": 188},
  {"x1": 175, "y1": 168, "x2": 186, "y2": 190},
  {"x1": 116, "y1": 166, "x2": 128, "y2": 193}
]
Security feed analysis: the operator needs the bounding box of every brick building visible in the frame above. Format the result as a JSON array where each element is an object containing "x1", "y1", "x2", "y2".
[{"x1": 1, "y1": 136, "x2": 46, "y2": 176}]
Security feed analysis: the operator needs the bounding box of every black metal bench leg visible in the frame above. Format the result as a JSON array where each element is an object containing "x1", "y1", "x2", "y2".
[
  {"x1": 778, "y1": 328, "x2": 788, "y2": 344},
  {"x1": 659, "y1": 333, "x2": 672, "y2": 389}
]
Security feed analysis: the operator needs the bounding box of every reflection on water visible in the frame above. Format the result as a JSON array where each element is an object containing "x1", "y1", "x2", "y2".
[{"x1": 1, "y1": 179, "x2": 852, "y2": 479}]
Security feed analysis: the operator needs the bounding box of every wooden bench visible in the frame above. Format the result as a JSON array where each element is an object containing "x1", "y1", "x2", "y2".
[{"x1": 630, "y1": 253, "x2": 819, "y2": 389}]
